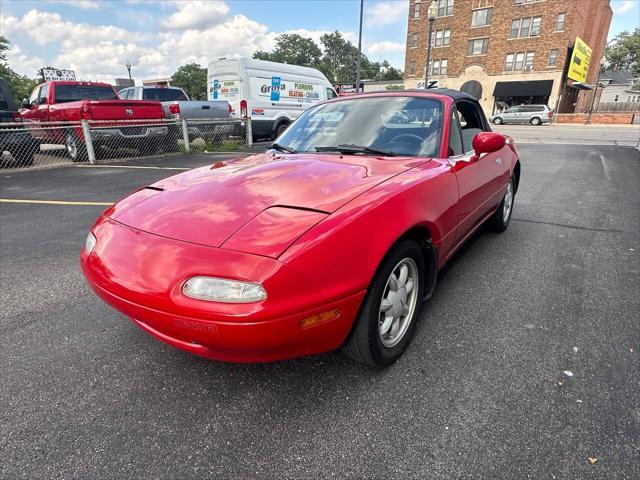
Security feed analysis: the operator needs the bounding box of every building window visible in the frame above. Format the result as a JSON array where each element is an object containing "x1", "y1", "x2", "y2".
[
  {"x1": 428, "y1": 59, "x2": 448, "y2": 76},
  {"x1": 514, "y1": 52, "x2": 525, "y2": 70},
  {"x1": 414, "y1": 2, "x2": 420, "y2": 18},
  {"x1": 431, "y1": 29, "x2": 451, "y2": 47},
  {"x1": 411, "y1": 33, "x2": 418, "y2": 48},
  {"x1": 505, "y1": 54, "x2": 515, "y2": 71},
  {"x1": 471, "y1": 8, "x2": 492, "y2": 26},
  {"x1": 510, "y1": 16, "x2": 542, "y2": 38},
  {"x1": 505, "y1": 52, "x2": 536, "y2": 72},
  {"x1": 437, "y1": 0, "x2": 454, "y2": 17},
  {"x1": 549, "y1": 49, "x2": 558, "y2": 66},
  {"x1": 555, "y1": 13, "x2": 565, "y2": 31},
  {"x1": 467, "y1": 38, "x2": 489, "y2": 55},
  {"x1": 510, "y1": 19, "x2": 520, "y2": 38},
  {"x1": 408, "y1": 61, "x2": 417, "y2": 76},
  {"x1": 525, "y1": 52, "x2": 535, "y2": 70},
  {"x1": 531, "y1": 16, "x2": 542, "y2": 36}
]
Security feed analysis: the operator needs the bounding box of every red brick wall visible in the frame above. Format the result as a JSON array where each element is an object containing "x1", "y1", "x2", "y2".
[
  {"x1": 554, "y1": 113, "x2": 634, "y2": 124},
  {"x1": 405, "y1": 0, "x2": 612, "y2": 84}
]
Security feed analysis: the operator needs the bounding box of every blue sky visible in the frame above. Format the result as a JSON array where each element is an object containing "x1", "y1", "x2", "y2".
[{"x1": 0, "y1": 0, "x2": 637, "y2": 83}]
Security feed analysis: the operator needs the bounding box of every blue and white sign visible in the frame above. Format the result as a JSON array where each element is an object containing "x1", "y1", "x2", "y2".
[
  {"x1": 270, "y1": 76, "x2": 281, "y2": 102},
  {"x1": 212, "y1": 79, "x2": 219, "y2": 100}
]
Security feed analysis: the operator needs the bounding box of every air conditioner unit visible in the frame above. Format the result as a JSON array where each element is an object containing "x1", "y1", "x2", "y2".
[{"x1": 524, "y1": 65, "x2": 533, "y2": 71}]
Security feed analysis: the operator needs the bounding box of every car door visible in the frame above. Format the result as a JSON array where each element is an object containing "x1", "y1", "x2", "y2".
[
  {"x1": 506, "y1": 106, "x2": 522, "y2": 124},
  {"x1": 34, "y1": 84, "x2": 50, "y2": 122},
  {"x1": 20, "y1": 86, "x2": 41, "y2": 122},
  {"x1": 449, "y1": 101, "x2": 510, "y2": 241}
]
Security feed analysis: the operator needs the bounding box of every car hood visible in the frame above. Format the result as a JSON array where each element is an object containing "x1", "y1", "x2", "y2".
[{"x1": 108, "y1": 153, "x2": 429, "y2": 248}]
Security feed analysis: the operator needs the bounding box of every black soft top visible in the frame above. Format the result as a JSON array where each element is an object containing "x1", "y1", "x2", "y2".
[{"x1": 405, "y1": 88, "x2": 479, "y2": 102}]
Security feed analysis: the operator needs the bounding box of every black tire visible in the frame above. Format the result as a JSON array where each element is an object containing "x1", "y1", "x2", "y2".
[
  {"x1": 342, "y1": 240, "x2": 426, "y2": 367},
  {"x1": 12, "y1": 143, "x2": 37, "y2": 166},
  {"x1": 489, "y1": 175, "x2": 515, "y2": 232},
  {"x1": 274, "y1": 122, "x2": 289, "y2": 139},
  {"x1": 65, "y1": 130, "x2": 88, "y2": 162},
  {"x1": 493, "y1": 117, "x2": 504, "y2": 125},
  {"x1": 530, "y1": 117, "x2": 542, "y2": 126},
  {"x1": 162, "y1": 125, "x2": 180, "y2": 153}
]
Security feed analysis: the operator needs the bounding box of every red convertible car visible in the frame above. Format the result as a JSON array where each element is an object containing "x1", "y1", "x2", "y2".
[{"x1": 81, "y1": 89, "x2": 520, "y2": 367}]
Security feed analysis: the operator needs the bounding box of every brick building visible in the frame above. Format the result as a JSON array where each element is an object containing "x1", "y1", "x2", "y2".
[{"x1": 404, "y1": 0, "x2": 612, "y2": 114}]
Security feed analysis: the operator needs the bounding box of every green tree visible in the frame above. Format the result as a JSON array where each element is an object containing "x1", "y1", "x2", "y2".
[
  {"x1": 170, "y1": 63, "x2": 207, "y2": 100},
  {"x1": 360, "y1": 60, "x2": 403, "y2": 82},
  {"x1": 0, "y1": 36, "x2": 38, "y2": 105},
  {"x1": 252, "y1": 30, "x2": 403, "y2": 84},
  {"x1": 253, "y1": 33, "x2": 322, "y2": 67},
  {"x1": 604, "y1": 28, "x2": 640, "y2": 76},
  {"x1": 318, "y1": 31, "x2": 363, "y2": 83}
]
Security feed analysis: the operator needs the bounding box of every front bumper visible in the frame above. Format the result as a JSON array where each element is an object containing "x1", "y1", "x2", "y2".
[
  {"x1": 80, "y1": 217, "x2": 364, "y2": 362},
  {"x1": 86, "y1": 278, "x2": 364, "y2": 362},
  {"x1": 91, "y1": 126, "x2": 168, "y2": 141}
]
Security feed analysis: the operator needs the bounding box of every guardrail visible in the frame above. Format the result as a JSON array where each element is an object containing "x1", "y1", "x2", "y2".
[{"x1": 0, "y1": 117, "x2": 250, "y2": 169}]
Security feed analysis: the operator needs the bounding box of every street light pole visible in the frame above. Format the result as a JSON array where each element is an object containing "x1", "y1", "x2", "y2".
[
  {"x1": 355, "y1": 0, "x2": 364, "y2": 93},
  {"x1": 125, "y1": 60, "x2": 132, "y2": 82},
  {"x1": 424, "y1": 1, "x2": 438, "y2": 89}
]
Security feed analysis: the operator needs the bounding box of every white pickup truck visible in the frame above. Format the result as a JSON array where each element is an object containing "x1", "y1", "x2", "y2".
[{"x1": 118, "y1": 86, "x2": 232, "y2": 146}]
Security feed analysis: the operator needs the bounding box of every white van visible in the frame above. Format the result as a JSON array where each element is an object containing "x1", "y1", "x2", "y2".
[{"x1": 207, "y1": 58, "x2": 338, "y2": 139}]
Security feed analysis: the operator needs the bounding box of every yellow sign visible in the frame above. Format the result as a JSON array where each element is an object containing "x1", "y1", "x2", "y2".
[{"x1": 567, "y1": 36, "x2": 592, "y2": 84}]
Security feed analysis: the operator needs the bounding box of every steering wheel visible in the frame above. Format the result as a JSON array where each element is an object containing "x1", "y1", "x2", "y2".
[
  {"x1": 389, "y1": 133, "x2": 423, "y2": 145},
  {"x1": 386, "y1": 133, "x2": 423, "y2": 155}
]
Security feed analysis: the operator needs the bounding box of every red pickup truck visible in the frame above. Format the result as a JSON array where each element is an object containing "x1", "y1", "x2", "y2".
[{"x1": 20, "y1": 81, "x2": 166, "y2": 161}]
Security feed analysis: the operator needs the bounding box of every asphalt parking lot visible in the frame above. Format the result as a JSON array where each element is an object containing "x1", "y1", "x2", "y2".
[{"x1": 1, "y1": 143, "x2": 639, "y2": 479}]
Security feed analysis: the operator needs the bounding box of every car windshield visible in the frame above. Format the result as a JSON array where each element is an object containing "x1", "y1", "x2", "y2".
[
  {"x1": 276, "y1": 96, "x2": 444, "y2": 157},
  {"x1": 54, "y1": 85, "x2": 118, "y2": 103},
  {"x1": 142, "y1": 88, "x2": 189, "y2": 101}
]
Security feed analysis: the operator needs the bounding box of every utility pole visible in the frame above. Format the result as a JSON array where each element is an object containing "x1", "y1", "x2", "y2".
[{"x1": 355, "y1": 0, "x2": 364, "y2": 93}]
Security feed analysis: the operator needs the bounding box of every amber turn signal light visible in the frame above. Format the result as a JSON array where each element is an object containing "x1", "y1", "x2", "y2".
[{"x1": 299, "y1": 309, "x2": 341, "y2": 329}]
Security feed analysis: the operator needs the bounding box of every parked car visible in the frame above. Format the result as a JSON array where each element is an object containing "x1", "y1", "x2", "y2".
[
  {"x1": 118, "y1": 85, "x2": 232, "y2": 147},
  {"x1": 81, "y1": 89, "x2": 521, "y2": 367},
  {"x1": 491, "y1": 104, "x2": 553, "y2": 125},
  {"x1": 0, "y1": 77, "x2": 39, "y2": 167},
  {"x1": 208, "y1": 57, "x2": 338, "y2": 140},
  {"x1": 20, "y1": 81, "x2": 166, "y2": 161}
]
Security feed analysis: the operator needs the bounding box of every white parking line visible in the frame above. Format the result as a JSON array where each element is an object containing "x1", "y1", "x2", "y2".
[
  {"x1": 73, "y1": 165, "x2": 190, "y2": 171},
  {"x1": 0, "y1": 199, "x2": 113, "y2": 206}
]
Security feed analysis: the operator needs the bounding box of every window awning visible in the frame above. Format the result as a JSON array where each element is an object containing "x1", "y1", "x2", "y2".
[{"x1": 493, "y1": 80, "x2": 554, "y2": 97}]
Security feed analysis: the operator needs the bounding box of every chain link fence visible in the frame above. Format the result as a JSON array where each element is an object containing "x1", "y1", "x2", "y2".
[{"x1": 0, "y1": 118, "x2": 250, "y2": 170}]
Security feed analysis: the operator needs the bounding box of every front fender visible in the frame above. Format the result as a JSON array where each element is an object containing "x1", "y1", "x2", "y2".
[{"x1": 280, "y1": 159, "x2": 458, "y2": 302}]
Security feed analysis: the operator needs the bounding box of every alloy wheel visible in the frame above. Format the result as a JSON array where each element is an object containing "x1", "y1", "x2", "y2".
[
  {"x1": 503, "y1": 181, "x2": 513, "y2": 223},
  {"x1": 378, "y1": 258, "x2": 419, "y2": 348},
  {"x1": 65, "y1": 134, "x2": 77, "y2": 159}
]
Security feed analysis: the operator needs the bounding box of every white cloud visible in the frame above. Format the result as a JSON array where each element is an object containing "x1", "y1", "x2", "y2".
[
  {"x1": 613, "y1": 1, "x2": 634, "y2": 14},
  {"x1": 366, "y1": 40, "x2": 405, "y2": 55},
  {"x1": 159, "y1": 14, "x2": 272, "y2": 64},
  {"x1": 0, "y1": 3, "x2": 397, "y2": 83},
  {"x1": 5, "y1": 44, "x2": 45, "y2": 79},
  {"x1": 2, "y1": 9, "x2": 149, "y2": 47},
  {"x1": 161, "y1": 1, "x2": 230, "y2": 30},
  {"x1": 365, "y1": 1, "x2": 409, "y2": 27},
  {"x1": 45, "y1": 0, "x2": 103, "y2": 10}
]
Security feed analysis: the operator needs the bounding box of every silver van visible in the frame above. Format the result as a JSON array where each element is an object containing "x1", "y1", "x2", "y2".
[{"x1": 491, "y1": 104, "x2": 552, "y2": 125}]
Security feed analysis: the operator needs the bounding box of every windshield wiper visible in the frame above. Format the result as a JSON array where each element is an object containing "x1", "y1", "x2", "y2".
[
  {"x1": 269, "y1": 143, "x2": 297, "y2": 154},
  {"x1": 315, "y1": 144, "x2": 396, "y2": 157}
]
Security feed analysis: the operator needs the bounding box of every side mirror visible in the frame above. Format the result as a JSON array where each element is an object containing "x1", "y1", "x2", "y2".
[
  {"x1": 22, "y1": 98, "x2": 30, "y2": 109},
  {"x1": 472, "y1": 132, "x2": 505, "y2": 159}
]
